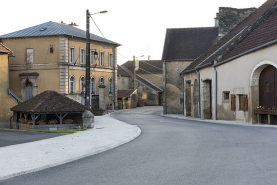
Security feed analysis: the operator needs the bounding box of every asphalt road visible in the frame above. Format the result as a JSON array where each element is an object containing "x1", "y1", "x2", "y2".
[
  {"x1": 0, "y1": 129, "x2": 65, "y2": 147},
  {"x1": 2, "y1": 106, "x2": 277, "y2": 185}
]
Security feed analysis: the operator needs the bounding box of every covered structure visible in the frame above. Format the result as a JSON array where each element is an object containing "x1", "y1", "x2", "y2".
[
  {"x1": 117, "y1": 89, "x2": 137, "y2": 109},
  {"x1": 11, "y1": 91, "x2": 94, "y2": 130}
]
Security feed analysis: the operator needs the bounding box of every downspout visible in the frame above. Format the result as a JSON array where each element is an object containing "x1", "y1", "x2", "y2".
[
  {"x1": 113, "y1": 47, "x2": 116, "y2": 110},
  {"x1": 195, "y1": 69, "x2": 201, "y2": 118},
  {"x1": 179, "y1": 73, "x2": 184, "y2": 115},
  {"x1": 213, "y1": 65, "x2": 218, "y2": 120},
  {"x1": 164, "y1": 60, "x2": 167, "y2": 114}
]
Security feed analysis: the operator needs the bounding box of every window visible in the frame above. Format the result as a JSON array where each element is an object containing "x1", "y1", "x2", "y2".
[
  {"x1": 70, "y1": 47, "x2": 75, "y2": 63},
  {"x1": 100, "y1": 51, "x2": 105, "y2": 66},
  {"x1": 80, "y1": 76, "x2": 85, "y2": 93},
  {"x1": 109, "y1": 78, "x2": 112, "y2": 94},
  {"x1": 90, "y1": 50, "x2": 96, "y2": 65},
  {"x1": 109, "y1": 53, "x2": 113, "y2": 67},
  {"x1": 80, "y1": 49, "x2": 85, "y2": 64},
  {"x1": 91, "y1": 77, "x2": 95, "y2": 94},
  {"x1": 100, "y1": 77, "x2": 105, "y2": 85},
  {"x1": 26, "y1": 48, "x2": 34, "y2": 64},
  {"x1": 70, "y1": 76, "x2": 75, "y2": 93},
  {"x1": 223, "y1": 91, "x2": 230, "y2": 103}
]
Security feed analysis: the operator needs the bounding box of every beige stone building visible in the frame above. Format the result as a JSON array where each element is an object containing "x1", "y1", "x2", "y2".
[
  {"x1": 181, "y1": 0, "x2": 277, "y2": 124},
  {"x1": 0, "y1": 44, "x2": 18, "y2": 127},
  {"x1": 0, "y1": 21, "x2": 120, "y2": 111}
]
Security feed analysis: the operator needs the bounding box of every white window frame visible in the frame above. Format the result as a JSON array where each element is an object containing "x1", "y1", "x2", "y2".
[
  {"x1": 100, "y1": 77, "x2": 105, "y2": 85},
  {"x1": 90, "y1": 50, "x2": 96, "y2": 65},
  {"x1": 100, "y1": 51, "x2": 105, "y2": 66},
  {"x1": 70, "y1": 47, "x2": 75, "y2": 63},
  {"x1": 69, "y1": 76, "x2": 75, "y2": 93},
  {"x1": 26, "y1": 48, "x2": 34, "y2": 64},
  {"x1": 109, "y1": 53, "x2": 113, "y2": 67},
  {"x1": 91, "y1": 77, "x2": 95, "y2": 94},
  {"x1": 80, "y1": 48, "x2": 86, "y2": 64},
  {"x1": 80, "y1": 76, "x2": 85, "y2": 93}
]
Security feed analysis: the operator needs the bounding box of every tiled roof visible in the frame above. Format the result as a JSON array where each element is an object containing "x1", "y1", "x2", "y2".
[
  {"x1": 117, "y1": 65, "x2": 132, "y2": 77},
  {"x1": 218, "y1": 3, "x2": 277, "y2": 64},
  {"x1": 122, "y1": 60, "x2": 163, "y2": 74},
  {"x1": 117, "y1": 89, "x2": 137, "y2": 98},
  {"x1": 10, "y1": 91, "x2": 92, "y2": 113},
  {"x1": 0, "y1": 43, "x2": 12, "y2": 53},
  {"x1": 181, "y1": 0, "x2": 277, "y2": 74},
  {"x1": 0, "y1": 21, "x2": 119, "y2": 45},
  {"x1": 120, "y1": 66, "x2": 163, "y2": 92},
  {"x1": 162, "y1": 27, "x2": 218, "y2": 61}
]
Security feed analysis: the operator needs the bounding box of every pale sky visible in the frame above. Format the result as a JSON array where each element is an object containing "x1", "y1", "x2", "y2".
[{"x1": 1, "y1": 0, "x2": 266, "y2": 65}]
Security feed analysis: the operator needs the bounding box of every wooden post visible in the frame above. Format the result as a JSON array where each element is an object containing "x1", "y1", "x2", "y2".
[
  {"x1": 257, "y1": 114, "x2": 261, "y2": 124},
  {"x1": 268, "y1": 114, "x2": 273, "y2": 125}
]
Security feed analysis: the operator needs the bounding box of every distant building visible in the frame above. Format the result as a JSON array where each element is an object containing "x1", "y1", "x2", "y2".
[{"x1": 0, "y1": 21, "x2": 120, "y2": 111}]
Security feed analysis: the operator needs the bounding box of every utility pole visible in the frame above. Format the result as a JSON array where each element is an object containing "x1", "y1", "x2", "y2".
[
  {"x1": 85, "y1": 9, "x2": 91, "y2": 107},
  {"x1": 133, "y1": 56, "x2": 136, "y2": 90}
]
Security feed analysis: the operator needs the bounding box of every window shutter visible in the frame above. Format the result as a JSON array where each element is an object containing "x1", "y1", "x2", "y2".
[
  {"x1": 231, "y1": 94, "x2": 236, "y2": 111},
  {"x1": 103, "y1": 51, "x2": 105, "y2": 66},
  {"x1": 243, "y1": 94, "x2": 248, "y2": 111}
]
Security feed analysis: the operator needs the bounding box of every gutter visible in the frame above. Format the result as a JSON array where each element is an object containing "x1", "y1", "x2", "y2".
[
  {"x1": 213, "y1": 65, "x2": 218, "y2": 120},
  {"x1": 195, "y1": 69, "x2": 201, "y2": 118}
]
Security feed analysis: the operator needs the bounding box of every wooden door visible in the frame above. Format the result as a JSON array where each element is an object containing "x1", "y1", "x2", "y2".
[{"x1": 259, "y1": 65, "x2": 277, "y2": 123}]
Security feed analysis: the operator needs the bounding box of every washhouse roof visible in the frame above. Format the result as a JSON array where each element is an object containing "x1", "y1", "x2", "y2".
[
  {"x1": 11, "y1": 91, "x2": 93, "y2": 113},
  {"x1": 117, "y1": 89, "x2": 137, "y2": 98},
  {"x1": 122, "y1": 60, "x2": 163, "y2": 74},
  {"x1": 0, "y1": 43, "x2": 12, "y2": 53}
]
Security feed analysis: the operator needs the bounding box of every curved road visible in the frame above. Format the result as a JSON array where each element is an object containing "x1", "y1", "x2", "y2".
[{"x1": 2, "y1": 107, "x2": 277, "y2": 185}]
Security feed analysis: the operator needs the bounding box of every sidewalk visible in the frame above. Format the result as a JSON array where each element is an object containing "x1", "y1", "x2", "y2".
[
  {"x1": 162, "y1": 114, "x2": 277, "y2": 128},
  {"x1": 0, "y1": 114, "x2": 141, "y2": 180}
]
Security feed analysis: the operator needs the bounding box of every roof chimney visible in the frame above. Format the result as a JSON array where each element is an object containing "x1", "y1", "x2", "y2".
[{"x1": 214, "y1": 12, "x2": 219, "y2": 27}]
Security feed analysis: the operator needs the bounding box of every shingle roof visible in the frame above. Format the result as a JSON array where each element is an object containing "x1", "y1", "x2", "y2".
[
  {"x1": 117, "y1": 65, "x2": 132, "y2": 77},
  {"x1": 120, "y1": 66, "x2": 163, "y2": 92},
  {"x1": 11, "y1": 91, "x2": 92, "y2": 113},
  {"x1": 121, "y1": 60, "x2": 163, "y2": 74},
  {"x1": 117, "y1": 89, "x2": 137, "y2": 98},
  {"x1": 181, "y1": 0, "x2": 277, "y2": 74},
  {"x1": 162, "y1": 27, "x2": 219, "y2": 60},
  {"x1": 0, "y1": 21, "x2": 119, "y2": 45},
  {"x1": 0, "y1": 43, "x2": 12, "y2": 53}
]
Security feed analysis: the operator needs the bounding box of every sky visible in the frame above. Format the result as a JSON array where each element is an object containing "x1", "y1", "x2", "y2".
[{"x1": 1, "y1": 0, "x2": 267, "y2": 65}]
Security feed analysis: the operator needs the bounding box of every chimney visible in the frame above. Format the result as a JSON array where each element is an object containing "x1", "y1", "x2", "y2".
[{"x1": 214, "y1": 12, "x2": 219, "y2": 27}]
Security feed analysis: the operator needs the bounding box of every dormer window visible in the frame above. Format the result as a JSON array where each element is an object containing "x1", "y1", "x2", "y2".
[{"x1": 39, "y1": 28, "x2": 47, "y2": 31}]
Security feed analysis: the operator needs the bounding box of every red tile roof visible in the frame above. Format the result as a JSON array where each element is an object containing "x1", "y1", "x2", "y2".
[
  {"x1": 181, "y1": 0, "x2": 277, "y2": 74},
  {"x1": 0, "y1": 43, "x2": 12, "y2": 53},
  {"x1": 11, "y1": 91, "x2": 93, "y2": 113}
]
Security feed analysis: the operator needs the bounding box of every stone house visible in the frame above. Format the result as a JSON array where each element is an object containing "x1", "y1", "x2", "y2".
[
  {"x1": 162, "y1": 7, "x2": 257, "y2": 115},
  {"x1": 0, "y1": 44, "x2": 18, "y2": 128},
  {"x1": 181, "y1": 0, "x2": 277, "y2": 124},
  {"x1": 0, "y1": 21, "x2": 120, "y2": 111},
  {"x1": 117, "y1": 65, "x2": 163, "y2": 106}
]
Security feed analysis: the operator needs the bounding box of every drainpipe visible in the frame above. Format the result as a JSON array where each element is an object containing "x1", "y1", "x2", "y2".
[
  {"x1": 164, "y1": 60, "x2": 167, "y2": 115},
  {"x1": 179, "y1": 73, "x2": 184, "y2": 115},
  {"x1": 213, "y1": 65, "x2": 218, "y2": 120},
  {"x1": 195, "y1": 69, "x2": 201, "y2": 118}
]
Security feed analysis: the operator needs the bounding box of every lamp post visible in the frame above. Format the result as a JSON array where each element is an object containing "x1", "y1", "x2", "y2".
[
  {"x1": 85, "y1": 9, "x2": 107, "y2": 107},
  {"x1": 133, "y1": 55, "x2": 144, "y2": 89}
]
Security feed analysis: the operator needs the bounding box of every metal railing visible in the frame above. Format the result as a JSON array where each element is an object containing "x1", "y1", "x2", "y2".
[{"x1": 8, "y1": 89, "x2": 23, "y2": 103}]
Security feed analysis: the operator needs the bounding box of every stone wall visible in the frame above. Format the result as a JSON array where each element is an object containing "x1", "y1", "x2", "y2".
[{"x1": 219, "y1": 7, "x2": 256, "y2": 38}]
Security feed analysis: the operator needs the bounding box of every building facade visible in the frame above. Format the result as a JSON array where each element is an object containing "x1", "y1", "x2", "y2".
[{"x1": 0, "y1": 21, "x2": 120, "y2": 111}]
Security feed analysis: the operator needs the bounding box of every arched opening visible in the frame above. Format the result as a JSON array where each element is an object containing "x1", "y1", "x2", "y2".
[
  {"x1": 193, "y1": 79, "x2": 199, "y2": 118},
  {"x1": 249, "y1": 61, "x2": 277, "y2": 123},
  {"x1": 202, "y1": 80, "x2": 212, "y2": 119},
  {"x1": 185, "y1": 81, "x2": 191, "y2": 116}
]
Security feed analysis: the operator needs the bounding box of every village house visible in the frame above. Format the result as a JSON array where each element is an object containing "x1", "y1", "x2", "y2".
[
  {"x1": 117, "y1": 65, "x2": 163, "y2": 107},
  {"x1": 0, "y1": 44, "x2": 18, "y2": 128},
  {"x1": 162, "y1": 7, "x2": 256, "y2": 115},
  {"x1": 0, "y1": 21, "x2": 120, "y2": 112},
  {"x1": 181, "y1": 0, "x2": 277, "y2": 124}
]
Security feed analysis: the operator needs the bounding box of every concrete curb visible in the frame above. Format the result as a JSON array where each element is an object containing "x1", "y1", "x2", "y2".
[
  {"x1": 0, "y1": 126, "x2": 141, "y2": 181},
  {"x1": 161, "y1": 114, "x2": 277, "y2": 128}
]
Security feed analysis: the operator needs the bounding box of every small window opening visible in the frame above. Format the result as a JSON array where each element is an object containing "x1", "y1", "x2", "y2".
[{"x1": 223, "y1": 92, "x2": 230, "y2": 100}]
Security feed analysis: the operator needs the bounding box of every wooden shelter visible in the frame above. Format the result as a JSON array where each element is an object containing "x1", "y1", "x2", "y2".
[{"x1": 11, "y1": 91, "x2": 93, "y2": 130}]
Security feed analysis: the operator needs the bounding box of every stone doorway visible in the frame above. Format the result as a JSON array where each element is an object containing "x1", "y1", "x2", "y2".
[
  {"x1": 202, "y1": 80, "x2": 212, "y2": 119},
  {"x1": 193, "y1": 79, "x2": 199, "y2": 118},
  {"x1": 185, "y1": 81, "x2": 191, "y2": 116}
]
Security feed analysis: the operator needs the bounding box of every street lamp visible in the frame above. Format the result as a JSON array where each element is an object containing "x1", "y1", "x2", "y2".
[{"x1": 85, "y1": 9, "x2": 108, "y2": 107}]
